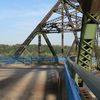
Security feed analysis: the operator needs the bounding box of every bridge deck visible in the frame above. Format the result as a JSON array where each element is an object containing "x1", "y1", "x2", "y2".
[{"x1": 0, "y1": 64, "x2": 66, "y2": 100}]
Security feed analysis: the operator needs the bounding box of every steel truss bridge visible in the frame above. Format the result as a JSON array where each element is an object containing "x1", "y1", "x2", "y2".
[{"x1": 0, "y1": 0, "x2": 100, "y2": 100}]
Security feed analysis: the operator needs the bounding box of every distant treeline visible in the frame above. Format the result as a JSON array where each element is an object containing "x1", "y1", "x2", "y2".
[{"x1": 0, "y1": 44, "x2": 77, "y2": 56}]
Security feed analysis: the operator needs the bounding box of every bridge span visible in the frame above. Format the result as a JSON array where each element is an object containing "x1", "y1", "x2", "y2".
[
  {"x1": 0, "y1": 56, "x2": 100, "y2": 100},
  {"x1": 0, "y1": 0, "x2": 100, "y2": 100}
]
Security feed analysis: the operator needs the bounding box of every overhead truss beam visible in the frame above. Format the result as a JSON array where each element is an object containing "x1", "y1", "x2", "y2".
[{"x1": 14, "y1": 1, "x2": 60, "y2": 56}]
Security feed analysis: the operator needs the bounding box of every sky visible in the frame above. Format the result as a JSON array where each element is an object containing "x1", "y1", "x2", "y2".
[{"x1": 0, "y1": 0, "x2": 75, "y2": 45}]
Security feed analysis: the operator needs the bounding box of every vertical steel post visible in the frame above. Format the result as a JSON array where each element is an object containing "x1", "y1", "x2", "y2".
[
  {"x1": 61, "y1": 6, "x2": 64, "y2": 55},
  {"x1": 77, "y1": 13, "x2": 99, "y2": 87},
  {"x1": 78, "y1": 14, "x2": 98, "y2": 71},
  {"x1": 38, "y1": 34, "x2": 41, "y2": 56}
]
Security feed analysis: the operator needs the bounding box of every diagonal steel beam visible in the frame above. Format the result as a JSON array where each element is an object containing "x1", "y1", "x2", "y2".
[
  {"x1": 63, "y1": 0, "x2": 99, "y2": 24},
  {"x1": 14, "y1": 1, "x2": 60, "y2": 56},
  {"x1": 62, "y1": 3, "x2": 79, "y2": 45},
  {"x1": 42, "y1": 33, "x2": 57, "y2": 57}
]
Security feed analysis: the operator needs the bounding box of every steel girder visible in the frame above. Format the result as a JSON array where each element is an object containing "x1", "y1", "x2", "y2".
[
  {"x1": 77, "y1": 0, "x2": 100, "y2": 71},
  {"x1": 14, "y1": 0, "x2": 100, "y2": 63},
  {"x1": 14, "y1": 1, "x2": 82, "y2": 57},
  {"x1": 62, "y1": 0, "x2": 100, "y2": 87},
  {"x1": 61, "y1": 7, "x2": 64, "y2": 55},
  {"x1": 38, "y1": 34, "x2": 41, "y2": 56},
  {"x1": 78, "y1": 14, "x2": 98, "y2": 71},
  {"x1": 14, "y1": 1, "x2": 60, "y2": 56},
  {"x1": 62, "y1": 0, "x2": 100, "y2": 71},
  {"x1": 42, "y1": 33, "x2": 57, "y2": 57}
]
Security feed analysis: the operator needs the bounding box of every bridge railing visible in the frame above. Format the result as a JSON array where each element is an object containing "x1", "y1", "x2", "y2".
[
  {"x1": 66, "y1": 57, "x2": 100, "y2": 99},
  {"x1": 0, "y1": 56, "x2": 100, "y2": 99},
  {"x1": 64, "y1": 61, "x2": 81, "y2": 100},
  {"x1": 0, "y1": 56, "x2": 64, "y2": 64}
]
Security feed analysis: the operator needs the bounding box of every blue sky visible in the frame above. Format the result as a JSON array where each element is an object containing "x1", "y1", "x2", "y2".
[{"x1": 0, "y1": 0, "x2": 74, "y2": 45}]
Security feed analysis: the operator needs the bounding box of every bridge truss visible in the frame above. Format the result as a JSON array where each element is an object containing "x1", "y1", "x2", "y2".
[
  {"x1": 0, "y1": 0, "x2": 100, "y2": 100},
  {"x1": 14, "y1": 0, "x2": 100, "y2": 70}
]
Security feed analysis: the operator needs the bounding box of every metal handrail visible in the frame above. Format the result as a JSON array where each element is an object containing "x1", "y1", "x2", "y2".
[
  {"x1": 67, "y1": 58, "x2": 100, "y2": 99},
  {"x1": 64, "y1": 62, "x2": 81, "y2": 100}
]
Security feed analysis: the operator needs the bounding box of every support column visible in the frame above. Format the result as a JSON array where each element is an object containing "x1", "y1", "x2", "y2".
[
  {"x1": 77, "y1": 0, "x2": 100, "y2": 86},
  {"x1": 61, "y1": 6, "x2": 64, "y2": 55},
  {"x1": 78, "y1": 14, "x2": 98, "y2": 71},
  {"x1": 38, "y1": 34, "x2": 41, "y2": 56}
]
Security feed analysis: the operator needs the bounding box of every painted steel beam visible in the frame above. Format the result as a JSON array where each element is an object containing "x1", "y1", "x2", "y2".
[
  {"x1": 67, "y1": 58, "x2": 100, "y2": 99},
  {"x1": 42, "y1": 33, "x2": 57, "y2": 57},
  {"x1": 80, "y1": 0, "x2": 100, "y2": 14},
  {"x1": 77, "y1": 15, "x2": 98, "y2": 71},
  {"x1": 38, "y1": 34, "x2": 41, "y2": 56},
  {"x1": 61, "y1": 2, "x2": 79, "y2": 45},
  {"x1": 61, "y1": 7, "x2": 64, "y2": 55},
  {"x1": 61, "y1": 0, "x2": 100, "y2": 71},
  {"x1": 77, "y1": 11, "x2": 100, "y2": 71},
  {"x1": 14, "y1": 1, "x2": 60, "y2": 56},
  {"x1": 63, "y1": 0, "x2": 100, "y2": 24}
]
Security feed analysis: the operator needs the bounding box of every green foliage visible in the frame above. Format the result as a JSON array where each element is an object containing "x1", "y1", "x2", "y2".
[{"x1": 0, "y1": 44, "x2": 72, "y2": 56}]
